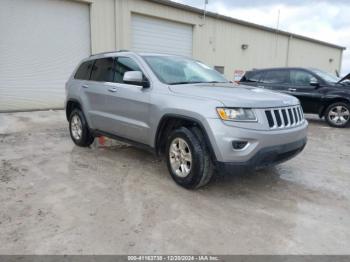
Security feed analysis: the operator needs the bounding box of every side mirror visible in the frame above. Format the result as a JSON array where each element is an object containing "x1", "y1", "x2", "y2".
[
  {"x1": 123, "y1": 71, "x2": 150, "y2": 88},
  {"x1": 310, "y1": 77, "x2": 319, "y2": 87}
]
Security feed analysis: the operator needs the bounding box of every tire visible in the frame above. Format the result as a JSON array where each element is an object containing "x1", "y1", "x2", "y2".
[
  {"x1": 69, "y1": 109, "x2": 94, "y2": 147},
  {"x1": 165, "y1": 126, "x2": 214, "y2": 189},
  {"x1": 325, "y1": 102, "x2": 350, "y2": 128}
]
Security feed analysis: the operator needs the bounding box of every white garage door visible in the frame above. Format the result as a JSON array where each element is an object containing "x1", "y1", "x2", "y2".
[
  {"x1": 0, "y1": 0, "x2": 91, "y2": 112},
  {"x1": 131, "y1": 14, "x2": 193, "y2": 57}
]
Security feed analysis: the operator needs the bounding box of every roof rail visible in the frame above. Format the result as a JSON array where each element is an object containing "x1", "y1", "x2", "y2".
[{"x1": 90, "y1": 49, "x2": 130, "y2": 57}]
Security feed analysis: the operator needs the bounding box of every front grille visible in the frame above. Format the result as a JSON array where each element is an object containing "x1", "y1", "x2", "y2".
[{"x1": 265, "y1": 105, "x2": 304, "y2": 129}]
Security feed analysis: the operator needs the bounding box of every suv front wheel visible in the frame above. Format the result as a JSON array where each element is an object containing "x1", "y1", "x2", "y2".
[
  {"x1": 69, "y1": 109, "x2": 94, "y2": 147},
  {"x1": 165, "y1": 127, "x2": 214, "y2": 189},
  {"x1": 325, "y1": 102, "x2": 350, "y2": 128}
]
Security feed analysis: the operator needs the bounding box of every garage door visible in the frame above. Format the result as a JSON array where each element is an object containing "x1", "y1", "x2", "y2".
[
  {"x1": 0, "y1": 0, "x2": 91, "y2": 112},
  {"x1": 131, "y1": 14, "x2": 193, "y2": 57}
]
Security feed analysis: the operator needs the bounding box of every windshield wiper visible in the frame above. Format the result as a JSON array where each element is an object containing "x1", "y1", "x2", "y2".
[
  {"x1": 203, "y1": 81, "x2": 228, "y2": 83},
  {"x1": 169, "y1": 81, "x2": 229, "y2": 85},
  {"x1": 169, "y1": 81, "x2": 203, "y2": 85}
]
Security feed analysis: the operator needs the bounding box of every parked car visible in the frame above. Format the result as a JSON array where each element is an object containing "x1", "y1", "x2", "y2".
[
  {"x1": 240, "y1": 67, "x2": 350, "y2": 128},
  {"x1": 65, "y1": 51, "x2": 307, "y2": 189}
]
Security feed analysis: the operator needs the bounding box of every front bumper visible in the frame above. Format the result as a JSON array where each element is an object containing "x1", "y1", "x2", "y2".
[
  {"x1": 216, "y1": 138, "x2": 306, "y2": 172},
  {"x1": 204, "y1": 118, "x2": 308, "y2": 164}
]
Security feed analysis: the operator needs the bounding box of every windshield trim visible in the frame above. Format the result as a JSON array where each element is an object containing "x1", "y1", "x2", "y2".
[{"x1": 168, "y1": 81, "x2": 229, "y2": 85}]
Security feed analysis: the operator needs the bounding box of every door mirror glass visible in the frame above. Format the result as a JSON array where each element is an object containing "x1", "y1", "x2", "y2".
[{"x1": 123, "y1": 71, "x2": 149, "y2": 88}]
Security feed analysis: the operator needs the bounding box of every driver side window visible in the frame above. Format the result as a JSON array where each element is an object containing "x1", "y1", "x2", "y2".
[
  {"x1": 290, "y1": 70, "x2": 316, "y2": 86},
  {"x1": 114, "y1": 57, "x2": 142, "y2": 84}
]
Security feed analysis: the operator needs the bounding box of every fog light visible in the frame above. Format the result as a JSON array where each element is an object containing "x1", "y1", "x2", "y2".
[{"x1": 232, "y1": 140, "x2": 248, "y2": 150}]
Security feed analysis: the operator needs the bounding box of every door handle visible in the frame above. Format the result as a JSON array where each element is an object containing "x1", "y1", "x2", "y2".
[
  {"x1": 108, "y1": 87, "x2": 117, "y2": 93},
  {"x1": 258, "y1": 85, "x2": 265, "y2": 89},
  {"x1": 288, "y1": 88, "x2": 297, "y2": 92},
  {"x1": 82, "y1": 84, "x2": 88, "y2": 88}
]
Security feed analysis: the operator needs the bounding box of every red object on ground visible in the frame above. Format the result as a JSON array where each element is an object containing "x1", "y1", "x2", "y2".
[{"x1": 98, "y1": 136, "x2": 106, "y2": 145}]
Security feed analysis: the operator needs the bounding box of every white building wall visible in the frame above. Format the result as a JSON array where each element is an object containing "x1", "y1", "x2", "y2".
[
  {"x1": 288, "y1": 37, "x2": 343, "y2": 74},
  {"x1": 88, "y1": 0, "x2": 344, "y2": 78},
  {"x1": 90, "y1": 0, "x2": 116, "y2": 52}
]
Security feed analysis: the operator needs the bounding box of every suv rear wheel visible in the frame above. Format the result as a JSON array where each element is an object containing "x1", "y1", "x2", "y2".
[
  {"x1": 165, "y1": 127, "x2": 214, "y2": 189},
  {"x1": 69, "y1": 109, "x2": 94, "y2": 147},
  {"x1": 325, "y1": 102, "x2": 350, "y2": 128}
]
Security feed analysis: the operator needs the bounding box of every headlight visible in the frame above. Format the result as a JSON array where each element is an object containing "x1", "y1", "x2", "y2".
[{"x1": 217, "y1": 108, "x2": 257, "y2": 122}]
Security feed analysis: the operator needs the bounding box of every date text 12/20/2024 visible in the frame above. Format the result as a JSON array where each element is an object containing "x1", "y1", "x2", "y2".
[{"x1": 128, "y1": 256, "x2": 220, "y2": 261}]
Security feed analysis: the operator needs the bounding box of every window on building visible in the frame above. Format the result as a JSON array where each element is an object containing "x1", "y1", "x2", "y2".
[
  {"x1": 90, "y1": 57, "x2": 115, "y2": 82},
  {"x1": 114, "y1": 57, "x2": 142, "y2": 83},
  {"x1": 74, "y1": 60, "x2": 94, "y2": 80},
  {"x1": 262, "y1": 70, "x2": 289, "y2": 84},
  {"x1": 214, "y1": 66, "x2": 225, "y2": 74}
]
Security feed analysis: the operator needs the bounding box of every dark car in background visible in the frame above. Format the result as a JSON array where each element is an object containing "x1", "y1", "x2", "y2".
[{"x1": 240, "y1": 67, "x2": 350, "y2": 127}]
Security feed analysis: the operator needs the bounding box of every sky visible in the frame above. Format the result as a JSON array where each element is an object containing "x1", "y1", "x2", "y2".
[{"x1": 172, "y1": 0, "x2": 350, "y2": 76}]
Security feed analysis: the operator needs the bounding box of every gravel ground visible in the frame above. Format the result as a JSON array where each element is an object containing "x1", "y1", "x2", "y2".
[{"x1": 0, "y1": 110, "x2": 349, "y2": 254}]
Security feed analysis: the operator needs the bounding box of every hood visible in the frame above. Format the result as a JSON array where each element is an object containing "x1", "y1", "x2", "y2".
[
  {"x1": 338, "y1": 73, "x2": 350, "y2": 84},
  {"x1": 168, "y1": 83, "x2": 299, "y2": 108}
]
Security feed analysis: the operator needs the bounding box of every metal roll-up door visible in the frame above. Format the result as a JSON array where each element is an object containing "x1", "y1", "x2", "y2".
[
  {"x1": 131, "y1": 14, "x2": 193, "y2": 57},
  {"x1": 0, "y1": 0, "x2": 91, "y2": 111}
]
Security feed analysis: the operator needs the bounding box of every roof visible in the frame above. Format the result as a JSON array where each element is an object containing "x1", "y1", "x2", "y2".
[
  {"x1": 89, "y1": 50, "x2": 130, "y2": 57},
  {"x1": 250, "y1": 67, "x2": 310, "y2": 71},
  {"x1": 89, "y1": 50, "x2": 181, "y2": 58},
  {"x1": 148, "y1": 0, "x2": 346, "y2": 51}
]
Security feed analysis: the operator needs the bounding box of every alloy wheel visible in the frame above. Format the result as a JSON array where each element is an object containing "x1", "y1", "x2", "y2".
[
  {"x1": 71, "y1": 114, "x2": 83, "y2": 140},
  {"x1": 169, "y1": 138, "x2": 192, "y2": 178},
  {"x1": 328, "y1": 105, "x2": 350, "y2": 126}
]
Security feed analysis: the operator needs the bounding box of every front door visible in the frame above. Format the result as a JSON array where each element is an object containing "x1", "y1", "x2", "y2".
[
  {"x1": 286, "y1": 69, "x2": 321, "y2": 113},
  {"x1": 103, "y1": 56, "x2": 151, "y2": 145}
]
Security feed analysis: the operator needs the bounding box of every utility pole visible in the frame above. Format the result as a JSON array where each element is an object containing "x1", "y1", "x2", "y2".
[
  {"x1": 199, "y1": 0, "x2": 208, "y2": 27},
  {"x1": 275, "y1": 9, "x2": 280, "y2": 60}
]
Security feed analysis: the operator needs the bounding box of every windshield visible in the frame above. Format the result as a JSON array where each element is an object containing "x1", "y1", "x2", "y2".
[
  {"x1": 310, "y1": 68, "x2": 340, "y2": 83},
  {"x1": 143, "y1": 55, "x2": 229, "y2": 85}
]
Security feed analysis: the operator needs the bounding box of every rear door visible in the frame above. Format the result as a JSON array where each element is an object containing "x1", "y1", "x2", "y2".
[
  {"x1": 71, "y1": 60, "x2": 94, "y2": 122},
  {"x1": 81, "y1": 57, "x2": 116, "y2": 131},
  {"x1": 286, "y1": 69, "x2": 321, "y2": 113},
  {"x1": 259, "y1": 69, "x2": 290, "y2": 92},
  {"x1": 73, "y1": 60, "x2": 94, "y2": 91}
]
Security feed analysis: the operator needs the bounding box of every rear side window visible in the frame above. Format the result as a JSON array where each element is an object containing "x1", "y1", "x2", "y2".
[
  {"x1": 90, "y1": 57, "x2": 115, "y2": 82},
  {"x1": 241, "y1": 71, "x2": 264, "y2": 82},
  {"x1": 214, "y1": 66, "x2": 225, "y2": 74},
  {"x1": 114, "y1": 57, "x2": 141, "y2": 83},
  {"x1": 262, "y1": 70, "x2": 289, "y2": 84},
  {"x1": 74, "y1": 60, "x2": 94, "y2": 80}
]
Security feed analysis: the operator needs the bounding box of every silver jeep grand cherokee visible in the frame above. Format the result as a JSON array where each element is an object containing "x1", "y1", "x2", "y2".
[{"x1": 65, "y1": 51, "x2": 308, "y2": 189}]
